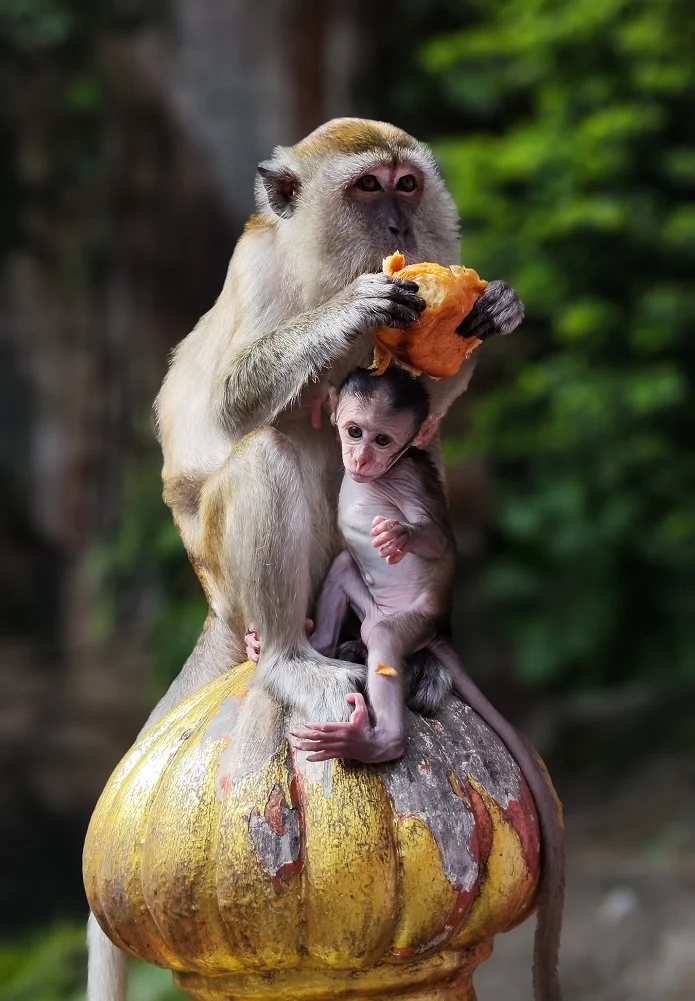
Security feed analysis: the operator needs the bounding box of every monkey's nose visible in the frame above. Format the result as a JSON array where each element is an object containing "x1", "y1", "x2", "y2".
[{"x1": 388, "y1": 224, "x2": 411, "y2": 241}]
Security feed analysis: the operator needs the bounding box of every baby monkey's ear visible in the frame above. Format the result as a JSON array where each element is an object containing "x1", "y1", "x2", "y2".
[
  {"x1": 412, "y1": 413, "x2": 443, "y2": 449},
  {"x1": 328, "y1": 385, "x2": 339, "y2": 425}
]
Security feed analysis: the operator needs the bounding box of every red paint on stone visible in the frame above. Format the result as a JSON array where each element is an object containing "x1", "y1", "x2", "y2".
[
  {"x1": 264, "y1": 785, "x2": 287, "y2": 837},
  {"x1": 504, "y1": 778, "x2": 541, "y2": 880},
  {"x1": 467, "y1": 781, "x2": 493, "y2": 871}
]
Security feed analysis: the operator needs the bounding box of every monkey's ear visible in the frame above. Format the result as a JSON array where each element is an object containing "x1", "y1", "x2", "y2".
[
  {"x1": 412, "y1": 414, "x2": 443, "y2": 449},
  {"x1": 328, "y1": 385, "x2": 339, "y2": 424},
  {"x1": 257, "y1": 160, "x2": 300, "y2": 218}
]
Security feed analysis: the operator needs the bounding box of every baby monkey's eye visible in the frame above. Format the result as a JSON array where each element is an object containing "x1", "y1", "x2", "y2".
[
  {"x1": 396, "y1": 174, "x2": 418, "y2": 192},
  {"x1": 355, "y1": 174, "x2": 382, "y2": 192},
  {"x1": 347, "y1": 426, "x2": 363, "y2": 439},
  {"x1": 375, "y1": 433, "x2": 391, "y2": 447}
]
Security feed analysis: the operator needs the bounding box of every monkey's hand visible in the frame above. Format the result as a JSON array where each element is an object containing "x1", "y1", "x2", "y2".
[
  {"x1": 347, "y1": 273, "x2": 426, "y2": 332},
  {"x1": 245, "y1": 620, "x2": 314, "y2": 663},
  {"x1": 291, "y1": 693, "x2": 404, "y2": 763},
  {"x1": 245, "y1": 628, "x2": 261, "y2": 663},
  {"x1": 456, "y1": 279, "x2": 524, "y2": 341},
  {"x1": 371, "y1": 515, "x2": 411, "y2": 565}
]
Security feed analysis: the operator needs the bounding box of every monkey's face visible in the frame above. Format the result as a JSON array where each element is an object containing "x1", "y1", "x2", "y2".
[
  {"x1": 339, "y1": 161, "x2": 423, "y2": 260},
  {"x1": 256, "y1": 120, "x2": 461, "y2": 287},
  {"x1": 310, "y1": 153, "x2": 448, "y2": 278},
  {"x1": 334, "y1": 390, "x2": 419, "y2": 482}
]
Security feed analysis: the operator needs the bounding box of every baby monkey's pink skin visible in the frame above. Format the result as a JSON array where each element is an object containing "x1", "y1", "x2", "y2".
[
  {"x1": 292, "y1": 382, "x2": 451, "y2": 764},
  {"x1": 294, "y1": 376, "x2": 565, "y2": 1001}
]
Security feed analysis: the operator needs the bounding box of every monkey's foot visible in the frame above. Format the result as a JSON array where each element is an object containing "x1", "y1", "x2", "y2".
[
  {"x1": 292, "y1": 693, "x2": 404, "y2": 763},
  {"x1": 246, "y1": 621, "x2": 314, "y2": 664},
  {"x1": 257, "y1": 646, "x2": 366, "y2": 722}
]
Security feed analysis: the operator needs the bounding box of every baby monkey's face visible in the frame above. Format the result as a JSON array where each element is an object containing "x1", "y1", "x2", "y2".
[{"x1": 335, "y1": 390, "x2": 418, "y2": 482}]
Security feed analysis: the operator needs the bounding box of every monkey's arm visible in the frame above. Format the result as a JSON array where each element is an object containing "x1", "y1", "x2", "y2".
[
  {"x1": 371, "y1": 514, "x2": 447, "y2": 564},
  {"x1": 224, "y1": 273, "x2": 425, "y2": 431}
]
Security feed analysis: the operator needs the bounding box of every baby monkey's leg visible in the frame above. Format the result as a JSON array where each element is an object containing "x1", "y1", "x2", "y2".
[
  {"x1": 293, "y1": 611, "x2": 433, "y2": 764},
  {"x1": 362, "y1": 613, "x2": 434, "y2": 758},
  {"x1": 309, "y1": 550, "x2": 368, "y2": 656}
]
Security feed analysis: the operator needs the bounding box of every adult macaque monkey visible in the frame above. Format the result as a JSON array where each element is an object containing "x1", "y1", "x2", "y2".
[{"x1": 87, "y1": 118, "x2": 524, "y2": 1001}]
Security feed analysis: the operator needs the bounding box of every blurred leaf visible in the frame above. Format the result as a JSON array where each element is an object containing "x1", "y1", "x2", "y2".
[{"x1": 417, "y1": 0, "x2": 695, "y2": 688}]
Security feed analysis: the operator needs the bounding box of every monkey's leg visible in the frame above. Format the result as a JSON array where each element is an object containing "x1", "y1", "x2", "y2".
[
  {"x1": 201, "y1": 428, "x2": 364, "y2": 721},
  {"x1": 294, "y1": 612, "x2": 434, "y2": 762},
  {"x1": 310, "y1": 550, "x2": 370, "y2": 656},
  {"x1": 430, "y1": 638, "x2": 563, "y2": 1001},
  {"x1": 362, "y1": 612, "x2": 434, "y2": 751}
]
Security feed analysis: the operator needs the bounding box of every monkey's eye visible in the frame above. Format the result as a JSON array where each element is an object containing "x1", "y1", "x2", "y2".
[
  {"x1": 396, "y1": 174, "x2": 418, "y2": 192},
  {"x1": 374, "y1": 433, "x2": 392, "y2": 447},
  {"x1": 347, "y1": 426, "x2": 363, "y2": 439},
  {"x1": 355, "y1": 174, "x2": 382, "y2": 192}
]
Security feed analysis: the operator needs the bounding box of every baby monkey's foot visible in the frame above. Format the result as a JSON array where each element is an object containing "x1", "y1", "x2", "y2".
[
  {"x1": 292, "y1": 693, "x2": 404, "y2": 764},
  {"x1": 245, "y1": 620, "x2": 314, "y2": 663}
]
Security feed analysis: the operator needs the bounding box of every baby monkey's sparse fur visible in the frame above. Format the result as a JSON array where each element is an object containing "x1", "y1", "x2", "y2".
[
  {"x1": 87, "y1": 118, "x2": 527, "y2": 1001},
  {"x1": 294, "y1": 366, "x2": 564, "y2": 1001}
]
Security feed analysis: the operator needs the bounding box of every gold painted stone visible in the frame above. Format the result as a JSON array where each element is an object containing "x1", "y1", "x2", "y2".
[{"x1": 84, "y1": 662, "x2": 542, "y2": 1001}]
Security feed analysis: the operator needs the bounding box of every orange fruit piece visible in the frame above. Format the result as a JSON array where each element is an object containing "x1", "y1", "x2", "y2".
[{"x1": 372, "y1": 252, "x2": 488, "y2": 379}]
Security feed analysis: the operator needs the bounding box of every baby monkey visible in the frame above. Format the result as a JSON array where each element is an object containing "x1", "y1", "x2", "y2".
[
  {"x1": 294, "y1": 365, "x2": 454, "y2": 762},
  {"x1": 293, "y1": 366, "x2": 505, "y2": 764},
  {"x1": 293, "y1": 366, "x2": 564, "y2": 1001}
]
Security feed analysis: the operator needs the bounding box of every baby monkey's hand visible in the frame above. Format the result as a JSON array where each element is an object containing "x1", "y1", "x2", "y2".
[
  {"x1": 371, "y1": 515, "x2": 411, "y2": 565},
  {"x1": 291, "y1": 693, "x2": 404, "y2": 763}
]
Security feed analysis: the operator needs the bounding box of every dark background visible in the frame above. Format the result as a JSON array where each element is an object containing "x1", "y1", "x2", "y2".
[{"x1": 1, "y1": 1, "x2": 694, "y2": 998}]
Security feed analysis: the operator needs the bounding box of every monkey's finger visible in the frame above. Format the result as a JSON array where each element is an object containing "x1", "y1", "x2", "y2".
[
  {"x1": 291, "y1": 723, "x2": 352, "y2": 737},
  {"x1": 382, "y1": 303, "x2": 426, "y2": 329},
  {"x1": 384, "y1": 276, "x2": 419, "y2": 293},
  {"x1": 379, "y1": 536, "x2": 406, "y2": 555},
  {"x1": 372, "y1": 531, "x2": 398, "y2": 548},
  {"x1": 377, "y1": 531, "x2": 408, "y2": 553},
  {"x1": 293, "y1": 738, "x2": 343, "y2": 751},
  {"x1": 347, "y1": 693, "x2": 370, "y2": 725},
  {"x1": 385, "y1": 550, "x2": 406, "y2": 565},
  {"x1": 371, "y1": 518, "x2": 397, "y2": 534},
  {"x1": 306, "y1": 750, "x2": 343, "y2": 762},
  {"x1": 390, "y1": 291, "x2": 426, "y2": 311},
  {"x1": 457, "y1": 281, "x2": 524, "y2": 340}
]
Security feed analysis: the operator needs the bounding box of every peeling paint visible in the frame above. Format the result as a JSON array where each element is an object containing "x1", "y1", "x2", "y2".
[
  {"x1": 204, "y1": 696, "x2": 247, "y2": 800},
  {"x1": 204, "y1": 695, "x2": 245, "y2": 744},
  {"x1": 433, "y1": 698, "x2": 524, "y2": 810},
  {"x1": 248, "y1": 783, "x2": 301, "y2": 882},
  {"x1": 378, "y1": 710, "x2": 478, "y2": 893}
]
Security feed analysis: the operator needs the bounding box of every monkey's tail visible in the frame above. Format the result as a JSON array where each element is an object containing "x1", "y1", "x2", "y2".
[
  {"x1": 429, "y1": 639, "x2": 564, "y2": 1001},
  {"x1": 406, "y1": 646, "x2": 452, "y2": 716},
  {"x1": 87, "y1": 912, "x2": 128, "y2": 1001}
]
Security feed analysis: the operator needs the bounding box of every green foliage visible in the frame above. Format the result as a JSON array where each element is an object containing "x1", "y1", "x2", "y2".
[
  {"x1": 0, "y1": 924, "x2": 184, "y2": 1001},
  {"x1": 427, "y1": 0, "x2": 695, "y2": 687},
  {"x1": 0, "y1": 0, "x2": 75, "y2": 50},
  {"x1": 88, "y1": 457, "x2": 207, "y2": 691}
]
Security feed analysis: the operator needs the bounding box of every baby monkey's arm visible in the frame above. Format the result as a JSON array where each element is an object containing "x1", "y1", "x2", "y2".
[{"x1": 371, "y1": 511, "x2": 448, "y2": 565}]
